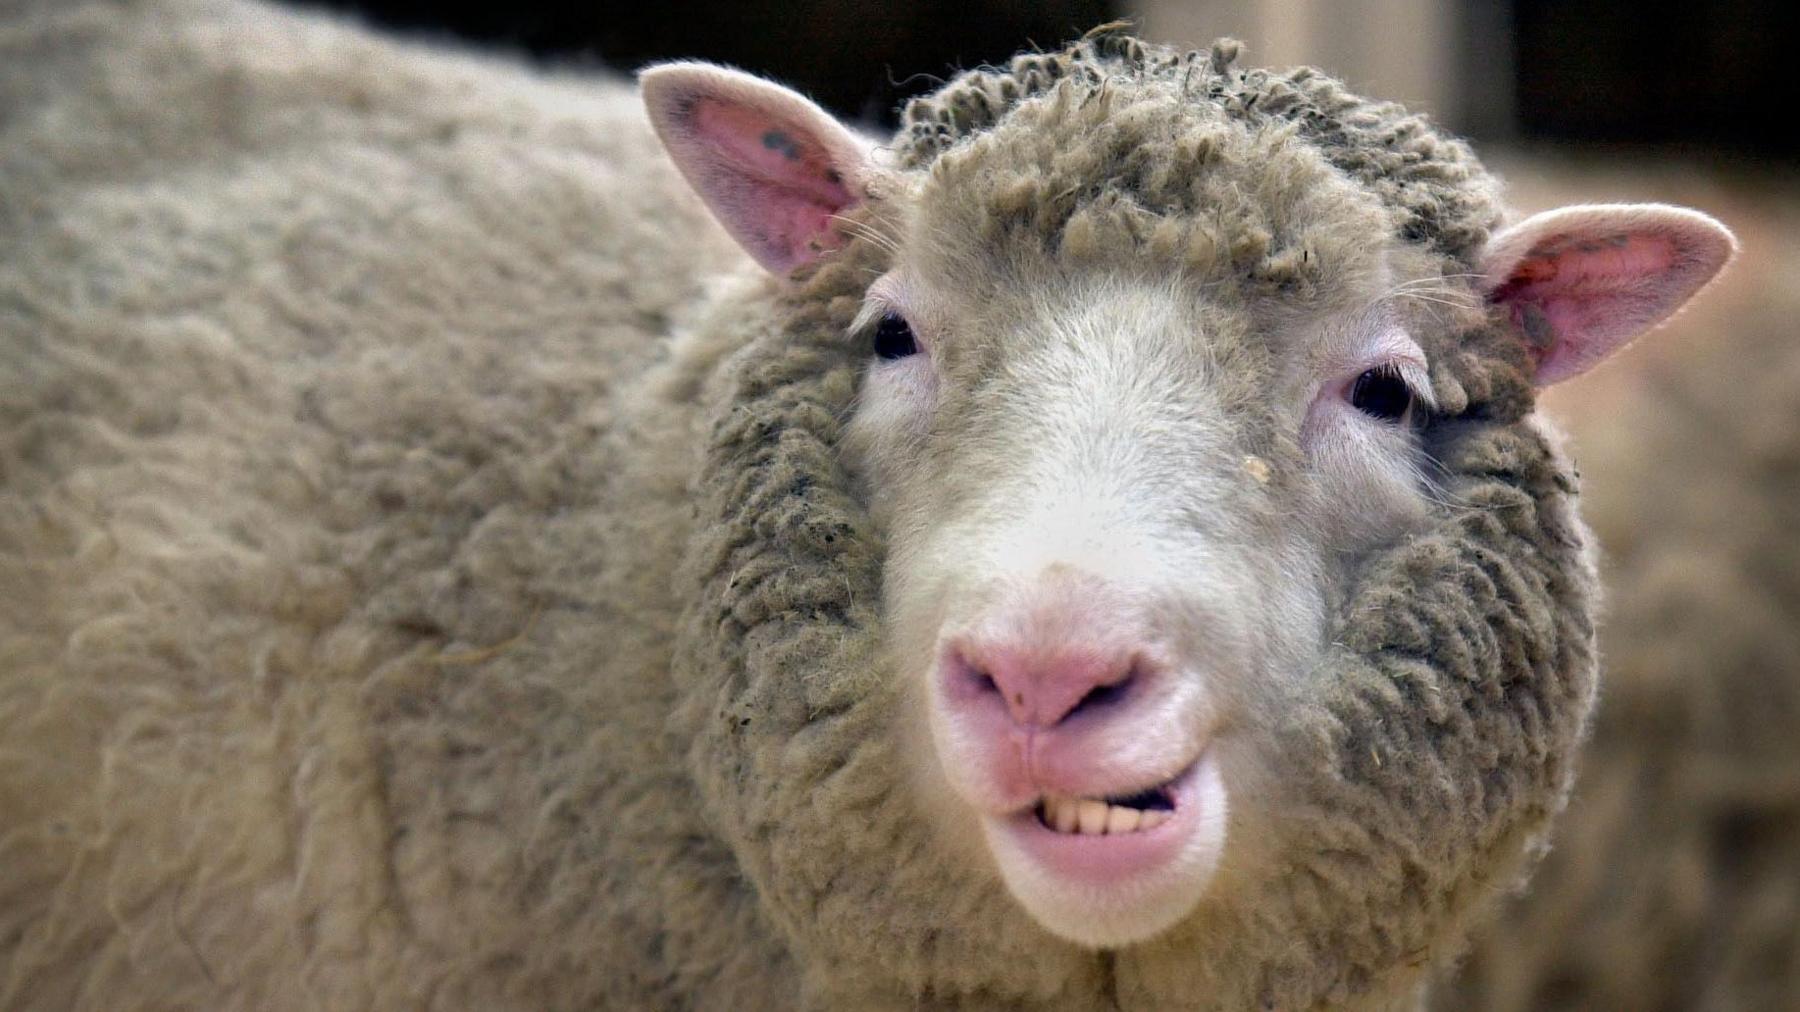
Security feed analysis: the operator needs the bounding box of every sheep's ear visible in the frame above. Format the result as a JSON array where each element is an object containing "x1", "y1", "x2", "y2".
[
  {"x1": 641, "y1": 62, "x2": 874, "y2": 276},
  {"x1": 1480, "y1": 203, "x2": 1736, "y2": 385}
]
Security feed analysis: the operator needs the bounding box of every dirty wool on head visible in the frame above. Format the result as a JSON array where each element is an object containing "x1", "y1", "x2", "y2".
[
  {"x1": 0, "y1": 4, "x2": 1596, "y2": 1011},
  {"x1": 897, "y1": 31, "x2": 1502, "y2": 264}
]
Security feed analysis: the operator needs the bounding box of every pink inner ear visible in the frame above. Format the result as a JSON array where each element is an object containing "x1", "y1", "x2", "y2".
[
  {"x1": 688, "y1": 98, "x2": 856, "y2": 272},
  {"x1": 1491, "y1": 232, "x2": 1681, "y2": 384}
]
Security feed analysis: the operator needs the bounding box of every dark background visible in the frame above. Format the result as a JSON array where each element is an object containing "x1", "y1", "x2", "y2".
[
  {"x1": 290, "y1": 0, "x2": 1110, "y2": 126},
  {"x1": 290, "y1": 0, "x2": 1797, "y2": 161},
  {"x1": 1512, "y1": 0, "x2": 1795, "y2": 160}
]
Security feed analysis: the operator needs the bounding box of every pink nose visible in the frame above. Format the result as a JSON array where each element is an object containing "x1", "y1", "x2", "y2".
[{"x1": 946, "y1": 639, "x2": 1140, "y2": 729}]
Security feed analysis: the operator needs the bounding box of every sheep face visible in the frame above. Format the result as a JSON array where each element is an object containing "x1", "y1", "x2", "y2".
[
  {"x1": 643, "y1": 38, "x2": 1733, "y2": 973},
  {"x1": 838, "y1": 108, "x2": 1451, "y2": 946}
]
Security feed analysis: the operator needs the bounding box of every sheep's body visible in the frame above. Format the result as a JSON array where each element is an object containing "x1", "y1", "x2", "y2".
[
  {"x1": 0, "y1": 2, "x2": 1642, "y2": 1009},
  {"x1": 0, "y1": 2, "x2": 780, "y2": 1007}
]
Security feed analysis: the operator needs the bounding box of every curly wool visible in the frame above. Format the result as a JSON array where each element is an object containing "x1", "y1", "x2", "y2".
[
  {"x1": 2, "y1": 2, "x2": 1596, "y2": 1010},
  {"x1": 896, "y1": 31, "x2": 1502, "y2": 263}
]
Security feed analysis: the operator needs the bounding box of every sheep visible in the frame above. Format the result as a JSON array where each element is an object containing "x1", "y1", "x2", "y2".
[{"x1": 0, "y1": 1, "x2": 1736, "y2": 1009}]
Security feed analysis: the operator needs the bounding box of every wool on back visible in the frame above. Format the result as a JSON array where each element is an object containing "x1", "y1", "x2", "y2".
[{"x1": 0, "y1": 0, "x2": 773, "y2": 1007}]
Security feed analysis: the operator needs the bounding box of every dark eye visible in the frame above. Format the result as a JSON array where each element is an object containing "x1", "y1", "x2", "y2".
[
  {"x1": 873, "y1": 312, "x2": 919, "y2": 360},
  {"x1": 1349, "y1": 366, "x2": 1414, "y2": 422}
]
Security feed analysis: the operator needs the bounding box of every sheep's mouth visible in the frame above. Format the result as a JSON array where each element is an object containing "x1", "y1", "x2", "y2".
[
  {"x1": 1033, "y1": 783, "x2": 1178, "y2": 836},
  {"x1": 986, "y1": 750, "x2": 1227, "y2": 946}
]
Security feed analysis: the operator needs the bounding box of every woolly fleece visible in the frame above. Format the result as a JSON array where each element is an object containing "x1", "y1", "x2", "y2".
[{"x1": 2, "y1": 2, "x2": 1597, "y2": 1009}]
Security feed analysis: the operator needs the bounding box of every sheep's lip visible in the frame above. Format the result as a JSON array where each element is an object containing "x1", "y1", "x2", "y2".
[{"x1": 996, "y1": 750, "x2": 1212, "y2": 885}]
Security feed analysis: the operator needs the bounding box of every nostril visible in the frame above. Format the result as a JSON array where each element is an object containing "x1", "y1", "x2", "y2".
[
  {"x1": 944, "y1": 647, "x2": 1006, "y2": 705},
  {"x1": 1069, "y1": 674, "x2": 1133, "y2": 717}
]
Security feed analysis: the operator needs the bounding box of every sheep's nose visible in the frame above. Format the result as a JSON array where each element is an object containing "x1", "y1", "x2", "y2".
[{"x1": 944, "y1": 638, "x2": 1140, "y2": 729}]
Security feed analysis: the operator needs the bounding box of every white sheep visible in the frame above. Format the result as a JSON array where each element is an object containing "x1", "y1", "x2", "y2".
[{"x1": 0, "y1": 1, "x2": 1734, "y2": 1008}]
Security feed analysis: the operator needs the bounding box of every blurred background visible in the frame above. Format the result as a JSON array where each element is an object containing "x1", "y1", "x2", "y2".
[
  {"x1": 291, "y1": 0, "x2": 1797, "y2": 161},
  {"x1": 285, "y1": 2, "x2": 1799, "y2": 1009}
]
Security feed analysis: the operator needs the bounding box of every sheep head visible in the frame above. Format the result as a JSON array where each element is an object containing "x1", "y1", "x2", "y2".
[{"x1": 644, "y1": 31, "x2": 1733, "y2": 1008}]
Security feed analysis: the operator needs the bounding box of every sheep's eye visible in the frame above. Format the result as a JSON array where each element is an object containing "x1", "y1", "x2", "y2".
[
  {"x1": 873, "y1": 312, "x2": 919, "y2": 360},
  {"x1": 1349, "y1": 366, "x2": 1413, "y2": 422}
]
